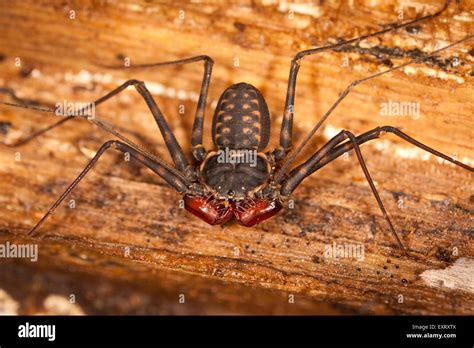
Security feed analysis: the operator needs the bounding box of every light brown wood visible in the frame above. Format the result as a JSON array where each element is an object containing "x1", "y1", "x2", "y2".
[{"x1": 0, "y1": 0, "x2": 472, "y2": 315}]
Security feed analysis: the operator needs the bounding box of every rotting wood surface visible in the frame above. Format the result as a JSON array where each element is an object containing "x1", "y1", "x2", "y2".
[{"x1": 0, "y1": 0, "x2": 472, "y2": 315}]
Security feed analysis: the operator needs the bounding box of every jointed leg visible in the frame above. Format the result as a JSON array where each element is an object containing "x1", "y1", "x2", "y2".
[
  {"x1": 273, "y1": 34, "x2": 473, "y2": 183},
  {"x1": 1, "y1": 55, "x2": 214, "y2": 163},
  {"x1": 281, "y1": 126, "x2": 473, "y2": 250},
  {"x1": 281, "y1": 130, "x2": 398, "y2": 248},
  {"x1": 2, "y1": 80, "x2": 189, "y2": 172},
  {"x1": 27, "y1": 140, "x2": 190, "y2": 237},
  {"x1": 103, "y1": 55, "x2": 214, "y2": 162},
  {"x1": 275, "y1": 0, "x2": 451, "y2": 159},
  {"x1": 310, "y1": 126, "x2": 474, "y2": 173},
  {"x1": 282, "y1": 126, "x2": 473, "y2": 192}
]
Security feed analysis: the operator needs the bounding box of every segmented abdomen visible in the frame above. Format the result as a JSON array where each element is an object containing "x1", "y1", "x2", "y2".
[{"x1": 212, "y1": 82, "x2": 270, "y2": 151}]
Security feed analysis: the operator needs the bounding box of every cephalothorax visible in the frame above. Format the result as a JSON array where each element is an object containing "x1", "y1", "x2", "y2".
[{"x1": 1, "y1": 0, "x2": 472, "y2": 252}]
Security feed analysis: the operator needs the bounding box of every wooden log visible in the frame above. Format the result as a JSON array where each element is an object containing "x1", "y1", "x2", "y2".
[{"x1": 0, "y1": 0, "x2": 472, "y2": 315}]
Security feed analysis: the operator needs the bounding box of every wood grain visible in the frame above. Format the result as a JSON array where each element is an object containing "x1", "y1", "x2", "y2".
[{"x1": 0, "y1": 0, "x2": 472, "y2": 315}]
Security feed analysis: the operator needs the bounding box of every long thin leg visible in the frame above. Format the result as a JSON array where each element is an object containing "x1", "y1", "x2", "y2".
[
  {"x1": 281, "y1": 126, "x2": 473, "y2": 194},
  {"x1": 0, "y1": 87, "x2": 72, "y2": 146},
  {"x1": 102, "y1": 55, "x2": 214, "y2": 161},
  {"x1": 1, "y1": 97, "x2": 192, "y2": 187},
  {"x1": 0, "y1": 87, "x2": 47, "y2": 108},
  {"x1": 4, "y1": 116, "x2": 74, "y2": 147},
  {"x1": 0, "y1": 102, "x2": 165, "y2": 153},
  {"x1": 1, "y1": 55, "x2": 214, "y2": 162},
  {"x1": 27, "y1": 140, "x2": 190, "y2": 237},
  {"x1": 281, "y1": 126, "x2": 474, "y2": 250},
  {"x1": 2, "y1": 80, "x2": 189, "y2": 172},
  {"x1": 310, "y1": 126, "x2": 473, "y2": 174},
  {"x1": 275, "y1": 0, "x2": 451, "y2": 159},
  {"x1": 273, "y1": 34, "x2": 473, "y2": 184},
  {"x1": 282, "y1": 129, "x2": 406, "y2": 250}
]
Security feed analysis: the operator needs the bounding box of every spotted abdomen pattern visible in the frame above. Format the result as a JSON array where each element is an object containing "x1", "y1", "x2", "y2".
[{"x1": 212, "y1": 82, "x2": 270, "y2": 151}]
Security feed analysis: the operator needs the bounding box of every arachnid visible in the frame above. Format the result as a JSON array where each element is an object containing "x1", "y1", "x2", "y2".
[{"x1": 1, "y1": 1, "x2": 472, "y2": 252}]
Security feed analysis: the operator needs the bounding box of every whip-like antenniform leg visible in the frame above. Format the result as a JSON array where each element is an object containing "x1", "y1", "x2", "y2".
[
  {"x1": 275, "y1": 0, "x2": 451, "y2": 160},
  {"x1": 1, "y1": 55, "x2": 214, "y2": 164}
]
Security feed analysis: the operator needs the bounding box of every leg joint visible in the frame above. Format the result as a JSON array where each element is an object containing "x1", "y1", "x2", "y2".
[
  {"x1": 199, "y1": 55, "x2": 214, "y2": 65},
  {"x1": 127, "y1": 79, "x2": 145, "y2": 87},
  {"x1": 380, "y1": 125, "x2": 398, "y2": 133},
  {"x1": 192, "y1": 144, "x2": 206, "y2": 162},
  {"x1": 101, "y1": 140, "x2": 120, "y2": 151},
  {"x1": 341, "y1": 129, "x2": 356, "y2": 138}
]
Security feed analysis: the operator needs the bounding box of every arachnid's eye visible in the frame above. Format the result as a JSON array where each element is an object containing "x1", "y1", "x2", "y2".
[
  {"x1": 234, "y1": 199, "x2": 282, "y2": 227},
  {"x1": 184, "y1": 195, "x2": 233, "y2": 225}
]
